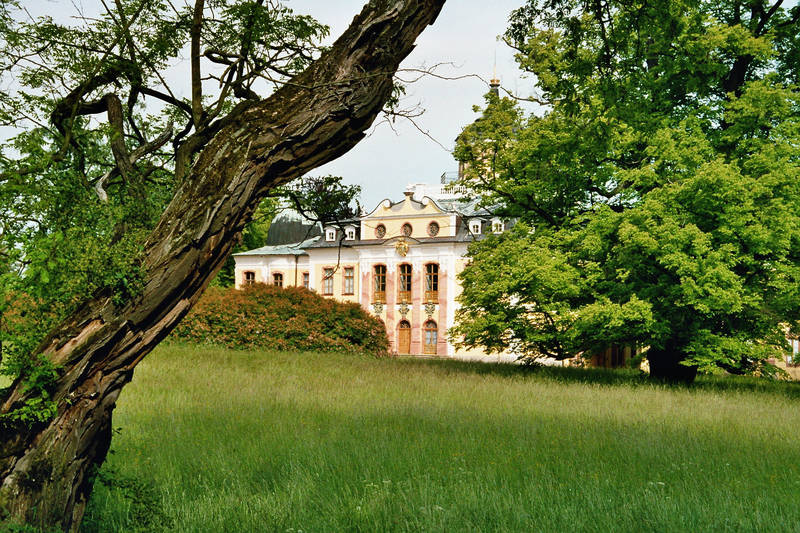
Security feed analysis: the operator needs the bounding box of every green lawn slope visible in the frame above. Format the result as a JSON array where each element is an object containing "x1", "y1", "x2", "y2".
[{"x1": 83, "y1": 345, "x2": 800, "y2": 532}]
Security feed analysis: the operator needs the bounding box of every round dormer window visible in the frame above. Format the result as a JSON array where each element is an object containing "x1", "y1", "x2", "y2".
[
  {"x1": 428, "y1": 221, "x2": 440, "y2": 237},
  {"x1": 375, "y1": 224, "x2": 386, "y2": 238},
  {"x1": 401, "y1": 223, "x2": 413, "y2": 237}
]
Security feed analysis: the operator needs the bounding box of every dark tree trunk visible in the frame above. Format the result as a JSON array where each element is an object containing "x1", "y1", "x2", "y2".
[
  {"x1": 647, "y1": 341, "x2": 698, "y2": 383},
  {"x1": 0, "y1": 1, "x2": 445, "y2": 530}
]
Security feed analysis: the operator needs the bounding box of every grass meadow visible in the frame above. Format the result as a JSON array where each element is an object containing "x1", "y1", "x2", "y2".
[{"x1": 82, "y1": 345, "x2": 800, "y2": 532}]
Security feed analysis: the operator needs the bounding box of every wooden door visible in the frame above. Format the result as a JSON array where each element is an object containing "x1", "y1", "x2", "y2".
[
  {"x1": 398, "y1": 320, "x2": 411, "y2": 354},
  {"x1": 423, "y1": 320, "x2": 437, "y2": 355}
]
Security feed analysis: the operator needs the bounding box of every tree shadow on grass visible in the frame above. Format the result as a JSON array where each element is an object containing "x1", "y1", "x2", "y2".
[{"x1": 394, "y1": 356, "x2": 800, "y2": 399}]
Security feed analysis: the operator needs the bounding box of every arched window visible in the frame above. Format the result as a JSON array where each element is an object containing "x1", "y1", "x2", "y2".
[
  {"x1": 273, "y1": 273, "x2": 283, "y2": 287},
  {"x1": 425, "y1": 263, "x2": 438, "y2": 302},
  {"x1": 398, "y1": 264, "x2": 412, "y2": 302},
  {"x1": 373, "y1": 265, "x2": 386, "y2": 302},
  {"x1": 398, "y1": 320, "x2": 411, "y2": 354},
  {"x1": 401, "y1": 223, "x2": 412, "y2": 237},
  {"x1": 423, "y1": 320, "x2": 438, "y2": 355}
]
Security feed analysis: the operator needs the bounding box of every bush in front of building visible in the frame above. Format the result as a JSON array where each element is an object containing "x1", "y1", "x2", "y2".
[{"x1": 171, "y1": 284, "x2": 388, "y2": 355}]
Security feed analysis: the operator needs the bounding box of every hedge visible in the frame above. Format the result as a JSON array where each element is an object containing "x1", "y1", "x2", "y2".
[{"x1": 171, "y1": 284, "x2": 388, "y2": 355}]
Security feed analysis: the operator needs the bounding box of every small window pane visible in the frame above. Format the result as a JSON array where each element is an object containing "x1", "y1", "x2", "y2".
[
  {"x1": 323, "y1": 268, "x2": 334, "y2": 295},
  {"x1": 374, "y1": 265, "x2": 386, "y2": 302},
  {"x1": 344, "y1": 267, "x2": 354, "y2": 295},
  {"x1": 399, "y1": 264, "x2": 411, "y2": 302}
]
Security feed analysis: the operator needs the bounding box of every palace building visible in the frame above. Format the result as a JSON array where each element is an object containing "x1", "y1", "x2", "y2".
[{"x1": 233, "y1": 179, "x2": 511, "y2": 358}]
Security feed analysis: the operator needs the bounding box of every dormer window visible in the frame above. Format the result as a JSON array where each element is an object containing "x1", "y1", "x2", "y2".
[
  {"x1": 325, "y1": 228, "x2": 336, "y2": 241},
  {"x1": 492, "y1": 219, "x2": 505, "y2": 234},
  {"x1": 470, "y1": 221, "x2": 481, "y2": 235},
  {"x1": 346, "y1": 227, "x2": 356, "y2": 240}
]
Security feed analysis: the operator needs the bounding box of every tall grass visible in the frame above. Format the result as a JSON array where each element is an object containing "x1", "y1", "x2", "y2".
[{"x1": 83, "y1": 345, "x2": 800, "y2": 532}]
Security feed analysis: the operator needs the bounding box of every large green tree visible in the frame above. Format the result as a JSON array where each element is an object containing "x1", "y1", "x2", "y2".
[
  {"x1": 453, "y1": 0, "x2": 800, "y2": 381},
  {"x1": 0, "y1": 1, "x2": 445, "y2": 530}
]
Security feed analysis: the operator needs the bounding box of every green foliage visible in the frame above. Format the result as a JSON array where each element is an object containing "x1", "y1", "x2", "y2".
[
  {"x1": 0, "y1": 0, "x2": 329, "y2": 418},
  {"x1": 275, "y1": 175, "x2": 362, "y2": 228},
  {"x1": 170, "y1": 284, "x2": 388, "y2": 355},
  {"x1": 454, "y1": 0, "x2": 800, "y2": 377}
]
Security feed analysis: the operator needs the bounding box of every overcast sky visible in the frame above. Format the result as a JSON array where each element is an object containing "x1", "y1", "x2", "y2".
[{"x1": 287, "y1": 0, "x2": 537, "y2": 209}]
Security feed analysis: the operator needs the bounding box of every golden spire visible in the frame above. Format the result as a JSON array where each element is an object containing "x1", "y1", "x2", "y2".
[
  {"x1": 490, "y1": 61, "x2": 500, "y2": 95},
  {"x1": 490, "y1": 53, "x2": 500, "y2": 93}
]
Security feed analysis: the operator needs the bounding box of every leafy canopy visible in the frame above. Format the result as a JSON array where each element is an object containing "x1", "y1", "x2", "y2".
[
  {"x1": 0, "y1": 0, "x2": 328, "y2": 405},
  {"x1": 453, "y1": 0, "x2": 800, "y2": 376}
]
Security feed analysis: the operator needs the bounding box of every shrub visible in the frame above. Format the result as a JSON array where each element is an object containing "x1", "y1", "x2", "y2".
[{"x1": 171, "y1": 284, "x2": 388, "y2": 355}]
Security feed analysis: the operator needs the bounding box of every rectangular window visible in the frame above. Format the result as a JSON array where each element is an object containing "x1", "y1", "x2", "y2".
[
  {"x1": 343, "y1": 267, "x2": 354, "y2": 295},
  {"x1": 398, "y1": 264, "x2": 412, "y2": 303},
  {"x1": 273, "y1": 273, "x2": 283, "y2": 287},
  {"x1": 425, "y1": 263, "x2": 439, "y2": 302},
  {"x1": 244, "y1": 271, "x2": 255, "y2": 286},
  {"x1": 302, "y1": 272, "x2": 310, "y2": 289},
  {"x1": 373, "y1": 265, "x2": 386, "y2": 302},
  {"x1": 323, "y1": 268, "x2": 334, "y2": 295}
]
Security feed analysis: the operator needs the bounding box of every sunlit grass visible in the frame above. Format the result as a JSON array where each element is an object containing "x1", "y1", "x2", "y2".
[{"x1": 83, "y1": 345, "x2": 800, "y2": 532}]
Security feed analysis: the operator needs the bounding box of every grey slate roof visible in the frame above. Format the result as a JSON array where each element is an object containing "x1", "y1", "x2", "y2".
[{"x1": 233, "y1": 237, "x2": 320, "y2": 256}]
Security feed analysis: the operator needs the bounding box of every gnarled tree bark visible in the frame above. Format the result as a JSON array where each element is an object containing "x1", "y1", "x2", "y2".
[{"x1": 0, "y1": 1, "x2": 445, "y2": 530}]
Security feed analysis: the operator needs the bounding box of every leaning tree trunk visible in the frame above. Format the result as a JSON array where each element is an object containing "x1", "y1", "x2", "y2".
[{"x1": 0, "y1": 1, "x2": 445, "y2": 530}]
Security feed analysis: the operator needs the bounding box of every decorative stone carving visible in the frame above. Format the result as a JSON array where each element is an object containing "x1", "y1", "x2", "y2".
[
  {"x1": 424, "y1": 302, "x2": 436, "y2": 317},
  {"x1": 372, "y1": 302, "x2": 384, "y2": 315},
  {"x1": 395, "y1": 239, "x2": 409, "y2": 257},
  {"x1": 399, "y1": 302, "x2": 410, "y2": 317}
]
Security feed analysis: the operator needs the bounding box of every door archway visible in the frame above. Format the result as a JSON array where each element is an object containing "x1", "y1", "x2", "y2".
[
  {"x1": 423, "y1": 320, "x2": 438, "y2": 355},
  {"x1": 398, "y1": 320, "x2": 411, "y2": 354}
]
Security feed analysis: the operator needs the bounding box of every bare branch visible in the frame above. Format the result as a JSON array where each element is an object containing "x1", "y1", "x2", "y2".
[
  {"x1": 190, "y1": 0, "x2": 205, "y2": 129},
  {"x1": 95, "y1": 121, "x2": 174, "y2": 202}
]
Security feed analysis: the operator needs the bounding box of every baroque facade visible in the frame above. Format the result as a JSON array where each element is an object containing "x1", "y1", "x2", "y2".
[{"x1": 233, "y1": 182, "x2": 509, "y2": 358}]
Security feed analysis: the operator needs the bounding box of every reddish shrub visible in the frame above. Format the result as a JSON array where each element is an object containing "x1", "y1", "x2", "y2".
[{"x1": 171, "y1": 284, "x2": 388, "y2": 355}]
